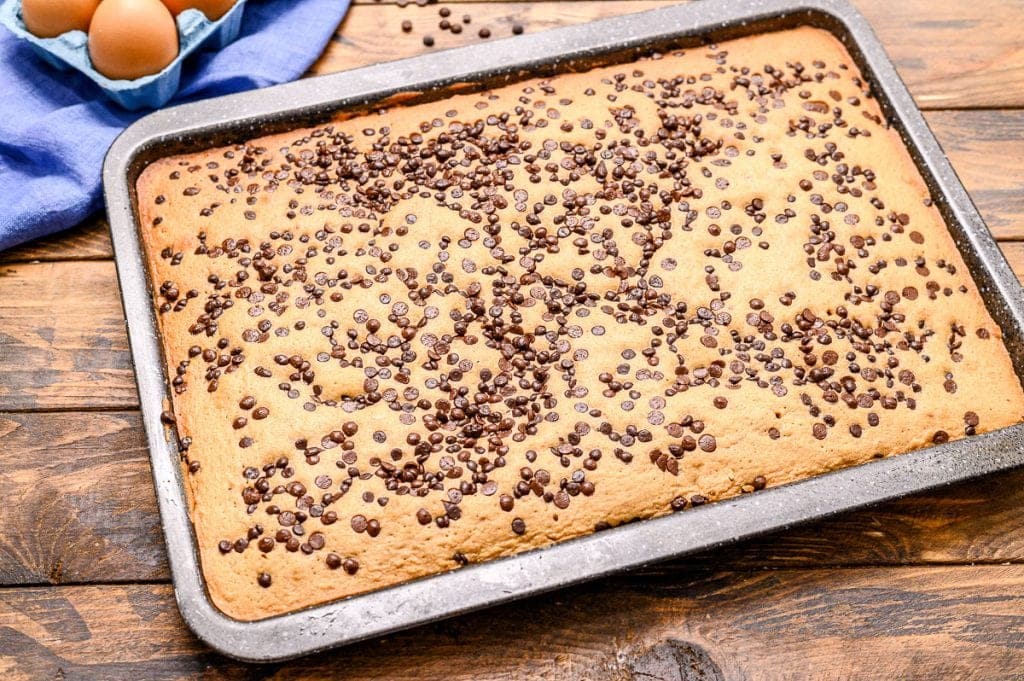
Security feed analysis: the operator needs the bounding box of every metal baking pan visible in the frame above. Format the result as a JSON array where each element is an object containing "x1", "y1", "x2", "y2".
[{"x1": 103, "y1": 0, "x2": 1024, "y2": 662}]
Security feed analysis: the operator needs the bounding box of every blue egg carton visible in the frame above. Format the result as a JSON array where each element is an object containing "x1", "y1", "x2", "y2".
[{"x1": 0, "y1": 0, "x2": 247, "y2": 110}]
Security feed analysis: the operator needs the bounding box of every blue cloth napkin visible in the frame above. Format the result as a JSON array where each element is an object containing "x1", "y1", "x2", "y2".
[{"x1": 0, "y1": 0, "x2": 351, "y2": 251}]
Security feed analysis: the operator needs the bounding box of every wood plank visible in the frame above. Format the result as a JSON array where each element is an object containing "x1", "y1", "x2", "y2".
[
  {"x1": 1000, "y1": 242, "x2": 1024, "y2": 267},
  {"x1": 927, "y1": 111, "x2": 1024, "y2": 239},
  {"x1": 0, "y1": 217, "x2": 111, "y2": 265},
  {"x1": 1, "y1": 0, "x2": 1021, "y2": 264},
  {"x1": 0, "y1": 412, "x2": 166, "y2": 585},
  {"x1": 2, "y1": 567, "x2": 1024, "y2": 678},
  {"x1": 4, "y1": 409, "x2": 1024, "y2": 587},
  {"x1": 93, "y1": 113, "x2": 1011, "y2": 263},
  {"x1": 0, "y1": 261, "x2": 134, "y2": 412},
  {"x1": 0, "y1": 3, "x2": 1019, "y2": 675},
  {"x1": 311, "y1": 0, "x2": 672, "y2": 72},
  {"x1": 317, "y1": 0, "x2": 1024, "y2": 110},
  {"x1": 850, "y1": 0, "x2": 1024, "y2": 110},
  {"x1": 0, "y1": 110, "x2": 1020, "y2": 264}
]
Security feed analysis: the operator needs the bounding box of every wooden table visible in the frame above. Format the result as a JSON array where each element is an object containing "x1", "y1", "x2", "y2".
[{"x1": 2, "y1": 0, "x2": 1023, "y2": 677}]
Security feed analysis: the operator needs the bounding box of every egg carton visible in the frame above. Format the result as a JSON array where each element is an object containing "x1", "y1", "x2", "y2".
[{"x1": 0, "y1": 0, "x2": 247, "y2": 110}]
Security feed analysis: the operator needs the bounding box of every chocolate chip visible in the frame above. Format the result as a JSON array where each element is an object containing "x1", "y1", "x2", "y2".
[
  {"x1": 257, "y1": 572, "x2": 272, "y2": 588},
  {"x1": 156, "y1": 43, "x2": 1005, "y2": 586}
]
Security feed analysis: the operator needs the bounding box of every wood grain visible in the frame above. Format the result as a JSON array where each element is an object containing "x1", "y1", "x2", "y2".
[
  {"x1": 3, "y1": 409, "x2": 1024, "y2": 587},
  {"x1": 849, "y1": 0, "x2": 1024, "y2": 110},
  {"x1": 1, "y1": 2, "x2": 1022, "y2": 674},
  {"x1": 0, "y1": 216, "x2": 111, "y2": 265},
  {"x1": 927, "y1": 111, "x2": 1024, "y2": 239},
  {"x1": 0, "y1": 412, "x2": 166, "y2": 585},
  {"x1": 316, "y1": 0, "x2": 1024, "y2": 109},
  {"x1": 0, "y1": 261, "x2": 134, "y2": 412},
  {"x1": 2, "y1": 567, "x2": 1024, "y2": 679},
  {"x1": 1, "y1": 0, "x2": 1021, "y2": 265},
  {"x1": 999, "y1": 242, "x2": 1024, "y2": 275},
  {"x1": 311, "y1": 0, "x2": 672, "y2": 73}
]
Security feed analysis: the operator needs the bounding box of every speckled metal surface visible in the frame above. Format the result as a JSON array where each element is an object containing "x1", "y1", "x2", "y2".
[{"x1": 103, "y1": 0, "x2": 1024, "y2": 662}]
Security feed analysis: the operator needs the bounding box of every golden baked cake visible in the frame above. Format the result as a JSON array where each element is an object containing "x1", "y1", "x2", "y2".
[{"x1": 136, "y1": 25, "x2": 1024, "y2": 620}]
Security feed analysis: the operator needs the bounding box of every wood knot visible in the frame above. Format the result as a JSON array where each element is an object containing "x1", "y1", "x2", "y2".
[{"x1": 629, "y1": 639, "x2": 724, "y2": 681}]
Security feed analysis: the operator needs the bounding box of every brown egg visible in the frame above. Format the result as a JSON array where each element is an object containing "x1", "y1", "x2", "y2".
[
  {"x1": 88, "y1": 0, "x2": 179, "y2": 80},
  {"x1": 21, "y1": 0, "x2": 101, "y2": 38},
  {"x1": 160, "y1": 0, "x2": 235, "y2": 20}
]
